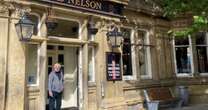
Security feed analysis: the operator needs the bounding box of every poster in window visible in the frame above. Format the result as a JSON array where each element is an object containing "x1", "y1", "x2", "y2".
[{"x1": 106, "y1": 52, "x2": 122, "y2": 81}]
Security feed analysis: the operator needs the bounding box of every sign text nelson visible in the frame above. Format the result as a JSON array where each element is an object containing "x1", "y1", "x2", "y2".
[
  {"x1": 41, "y1": 0, "x2": 124, "y2": 17},
  {"x1": 52, "y1": 0, "x2": 102, "y2": 10}
]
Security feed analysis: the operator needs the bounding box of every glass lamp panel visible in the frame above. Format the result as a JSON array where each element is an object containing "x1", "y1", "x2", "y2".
[
  {"x1": 21, "y1": 24, "x2": 34, "y2": 40},
  {"x1": 109, "y1": 36, "x2": 116, "y2": 46},
  {"x1": 15, "y1": 23, "x2": 23, "y2": 40},
  {"x1": 109, "y1": 36, "x2": 123, "y2": 47},
  {"x1": 116, "y1": 37, "x2": 123, "y2": 46}
]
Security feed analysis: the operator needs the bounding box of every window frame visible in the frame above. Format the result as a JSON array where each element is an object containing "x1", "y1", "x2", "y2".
[
  {"x1": 26, "y1": 43, "x2": 40, "y2": 87},
  {"x1": 173, "y1": 35, "x2": 194, "y2": 77},
  {"x1": 137, "y1": 29, "x2": 152, "y2": 79},
  {"x1": 88, "y1": 46, "x2": 96, "y2": 82},
  {"x1": 195, "y1": 32, "x2": 208, "y2": 75},
  {"x1": 47, "y1": 16, "x2": 81, "y2": 40},
  {"x1": 121, "y1": 27, "x2": 152, "y2": 80},
  {"x1": 121, "y1": 27, "x2": 135, "y2": 80}
]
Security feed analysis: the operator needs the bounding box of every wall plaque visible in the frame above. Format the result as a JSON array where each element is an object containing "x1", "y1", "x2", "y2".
[{"x1": 106, "y1": 52, "x2": 122, "y2": 81}]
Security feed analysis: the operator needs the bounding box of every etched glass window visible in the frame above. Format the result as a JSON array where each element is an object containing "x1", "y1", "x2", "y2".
[
  {"x1": 26, "y1": 44, "x2": 39, "y2": 85},
  {"x1": 47, "y1": 19, "x2": 79, "y2": 38}
]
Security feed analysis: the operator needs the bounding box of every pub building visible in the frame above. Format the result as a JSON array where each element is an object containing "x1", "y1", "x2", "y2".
[{"x1": 1, "y1": 0, "x2": 208, "y2": 110}]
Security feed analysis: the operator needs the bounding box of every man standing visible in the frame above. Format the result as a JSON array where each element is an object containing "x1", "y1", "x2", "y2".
[{"x1": 48, "y1": 63, "x2": 64, "y2": 110}]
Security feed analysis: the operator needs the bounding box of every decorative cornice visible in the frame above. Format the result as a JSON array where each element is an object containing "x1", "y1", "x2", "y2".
[
  {"x1": 126, "y1": 0, "x2": 163, "y2": 17},
  {"x1": 0, "y1": 2, "x2": 11, "y2": 15},
  {"x1": 0, "y1": 1, "x2": 31, "y2": 18}
]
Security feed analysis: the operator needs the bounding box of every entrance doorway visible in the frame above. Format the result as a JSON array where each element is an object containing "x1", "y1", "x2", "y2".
[{"x1": 46, "y1": 45, "x2": 79, "y2": 109}]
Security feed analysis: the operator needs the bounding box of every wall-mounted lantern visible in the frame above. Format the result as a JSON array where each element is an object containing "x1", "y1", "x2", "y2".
[
  {"x1": 106, "y1": 26, "x2": 123, "y2": 48},
  {"x1": 88, "y1": 17, "x2": 98, "y2": 35},
  {"x1": 15, "y1": 13, "x2": 35, "y2": 41}
]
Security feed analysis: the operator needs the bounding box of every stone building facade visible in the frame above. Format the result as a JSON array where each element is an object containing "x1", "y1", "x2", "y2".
[{"x1": 0, "y1": 0, "x2": 208, "y2": 110}]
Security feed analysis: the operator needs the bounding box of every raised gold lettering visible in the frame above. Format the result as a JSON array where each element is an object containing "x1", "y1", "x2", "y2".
[
  {"x1": 75, "y1": 0, "x2": 81, "y2": 6},
  {"x1": 90, "y1": 1, "x2": 96, "y2": 9},
  {"x1": 85, "y1": 0, "x2": 90, "y2": 8},
  {"x1": 81, "y1": 0, "x2": 85, "y2": 7},
  {"x1": 59, "y1": 0, "x2": 102, "y2": 10},
  {"x1": 95, "y1": 2, "x2": 102, "y2": 10}
]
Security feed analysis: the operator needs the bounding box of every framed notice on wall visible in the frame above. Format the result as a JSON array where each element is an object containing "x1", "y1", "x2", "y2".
[{"x1": 106, "y1": 52, "x2": 122, "y2": 81}]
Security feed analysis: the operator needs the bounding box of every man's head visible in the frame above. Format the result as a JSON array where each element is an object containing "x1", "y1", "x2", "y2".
[{"x1": 53, "y1": 63, "x2": 61, "y2": 72}]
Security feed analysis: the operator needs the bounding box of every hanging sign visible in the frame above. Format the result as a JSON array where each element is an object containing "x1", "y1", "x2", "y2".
[
  {"x1": 106, "y1": 52, "x2": 122, "y2": 81},
  {"x1": 41, "y1": 0, "x2": 124, "y2": 17}
]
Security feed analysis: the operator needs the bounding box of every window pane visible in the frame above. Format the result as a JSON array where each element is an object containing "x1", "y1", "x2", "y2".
[
  {"x1": 48, "y1": 67, "x2": 52, "y2": 75},
  {"x1": 58, "y1": 46, "x2": 64, "y2": 50},
  {"x1": 138, "y1": 46, "x2": 148, "y2": 75},
  {"x1": 196, "y1": 32, "x2": 207, "y2": 45},
  {"x1": 175, "y1": 47, "x2": 192, "y2": 73},
  {"x1": 62, "y1": 47, "x2": 78, "y2": 106},
  {"x1": 47, "y1": 45, "x2": 54, "y2": 50},
  {"x1": 175, "y1": 37, "x2": 189, "y2": 45},
  {"x1": 61, "y1": 66, "x2": 64, "y2": 75},
  {"x1": 88, "y1": 47, "x2": 94, "y2": 81},
  {"x1": 58, "y1": 54, "x2": 64, "y2": 65},
  {"x1": 136, "y1": 30, "x2": 150, "y2": 77},
  {"x1": 47, "y1": 19, "x2": 79, "y2": 38},
  {"x1": 48, "y1": 57, "x2": 52, "y2": 65},
  {"x1": 122, "y1": 28, "x2": 132, "y2": 76},
  {"x1": 26, "y1": 44, "x2": 38, "y2": 85},
  {"x1": 196, "y1": 46, "x2": 208, "y2": 73},
  {"x1": 137, "y1": 30, "x2": 146, "y2": 44}
]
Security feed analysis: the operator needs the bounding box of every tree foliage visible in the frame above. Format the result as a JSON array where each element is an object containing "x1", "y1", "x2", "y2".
[{"x1": 162, "y1": 0, "x2": 208, "y2": 37}]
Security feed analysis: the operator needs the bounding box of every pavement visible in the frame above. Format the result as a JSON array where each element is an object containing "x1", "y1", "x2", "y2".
[{"x1": 163, "y1": 104, "x2": 208, "y2": 110}]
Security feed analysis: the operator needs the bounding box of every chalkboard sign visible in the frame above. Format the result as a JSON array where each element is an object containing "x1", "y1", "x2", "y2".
[{"x1": 106, "y1": 52, "x2": 122, "y2": 81}]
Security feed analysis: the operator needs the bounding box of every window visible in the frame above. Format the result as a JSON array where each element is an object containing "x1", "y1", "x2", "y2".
[
  {"x1": 136, "y1": 30, "x2": 152, "y2": 79},
  {"x1": 196, "y1": 32, "x2": 208, "y2": 73},
  {"x1": 88, "y1": 28, "x2": 96, "y2": 82},
  {"x1": 122, "y1": 28, "x2": 132, "y2": 77},
  {"x1": 88, "y1": 47, "x2": 95, "y2": 82},
  {"x1": 121, "y1": 28, "x2": 152, "y2": 80},
  {"x1": 174, "y1": 36, "x2": 192, "y2": 75},
  {"x1": 47, "y1": 19, "x2": 79, "y2": 38},
  {"x1": 173, "y1": 32, "x2": 208, "y2": 76},
  {"x1": 26, "y1": 44, "x2": 39, "y2": 85}
]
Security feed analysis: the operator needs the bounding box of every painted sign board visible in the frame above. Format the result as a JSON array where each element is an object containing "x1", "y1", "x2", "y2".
[{"x1": 106, "y1": 52, "x2": 122, "y2": 81}]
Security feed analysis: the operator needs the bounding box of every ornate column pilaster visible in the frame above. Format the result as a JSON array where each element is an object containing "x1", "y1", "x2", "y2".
[
  {"x1": 0, "y1": 1, "x2": 32, "y2": 110},
  {"x1": 0, "y1": 2, "x2": 10, "y2": 110}
]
